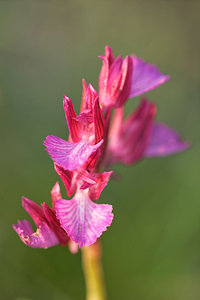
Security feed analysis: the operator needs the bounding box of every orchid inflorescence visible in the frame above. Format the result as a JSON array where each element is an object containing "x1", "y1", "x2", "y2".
[{"x1": 13, "y1": 46, "x2": 189, "y2": 250}]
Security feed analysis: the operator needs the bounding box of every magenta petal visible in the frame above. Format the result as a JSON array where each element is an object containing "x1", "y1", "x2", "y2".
[
  {"x1": 44, "y1": 135, "x2": 103, "y2": 171},
  {"x1": 51, "y1": 182, "x2": 62, "y2": 209},
  {"x1": 89, "y1": 171, "x2": 113, "y2": 201},
  {"x1": 13, "y1": 220, "x2": 59, "y2": 248},
  {"x1": 105, "y1": 45, "x2": 114, "y2": 65},
  {"x1": 129, "y1": 55, "x2": 170, "y2": 98},
  {"x1": 94, "y1": 98, "x2": 104, "y2": 143},
  {"x1": 54, "y1": 163, "x2": 75, "y2": 197},
  {"x1": 73, "y1": 109, "x2": 93, "y2": 123},
  {"x1": 63, "y1": 96, "x2": 80, "y2": 143},
  {"x1": 42, "y1": 203, "x2": 70, "y2": 246},
  {"x1": 22, "y1": 197, "x2": 46, "y2": 226},
  {"x1": 144, "y1": 123, "x2": 190, "y2": 157},
  {"x1": 56, "y1": 190, "x2": 113, "y2": 247},
  {"x1": 78, "y1": 170, "x2": 96, "y2": 189}
]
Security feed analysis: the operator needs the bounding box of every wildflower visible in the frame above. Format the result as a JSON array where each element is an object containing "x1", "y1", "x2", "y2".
[
  {"x1": 99, "y1": 46, "x2": 170, "y2": 108},
  {"x1": 14, "y1": 46, "x2": 189, "y2": 249},
  {"x1": 44, "y1": 83, "x2": 114, "y2": 247},
  {"x1": 56, "y1": 175, "x2": 113, "y2": 247},
  {"x1": 13, "y1": 183, "x2": 69, "y2": 248},
  {"x1": 105, "y1": 98, "x2": 189, "y2": 166}
]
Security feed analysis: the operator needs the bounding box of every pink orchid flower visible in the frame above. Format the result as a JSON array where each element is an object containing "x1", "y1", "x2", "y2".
[
  {"x1": 44, "y1": 83, "x2": 114, "y2": 247},
  {"x1": 13, "y1": 183, "x2": 70, "y2": 248},
  {"x1": 99, "y1": 46, "x2": 170, "y2": 108},
  {"x1": 56, "y1": 174, "x2": 113, "y2": 247},
  {"x1": 106, "y1": 98, "x2": 190, "y2": 166}
]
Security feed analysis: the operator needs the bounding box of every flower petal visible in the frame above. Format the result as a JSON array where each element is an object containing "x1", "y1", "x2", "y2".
[
  {"x1": 78, "y1": 169, "x2": 97, "y2": 189},
  {"x1": 51, "y1": 182, "x2": 62, "y2": 209},
  {"x1": 42, "y1": 203, "x2": 70, "y2": 246},
  {"x1": 107, "y1": 99, "x2": 156, "y2": 165},
  {"x1": 56, "y1": 189, "x2": 113, "y2": 247},
  {"x1": 94, "y1": 98, "x2": 104, "y2": 143},
  {"x1": 44, "y1": 135, "x2": 103, "y2": 171},
  {"x1": 22, "y1": 197, "x2": 46, "y2": 226},
  {"x1": 89, "y1": 171, "x2": 113, "y2": 201},
  {"x1": 129, "y1": 55, "x2": 170, "y2": 98},
  {"x1": 54, "y1": 163, "x2": 76, "y2": 197},
  {"x1": 13, "y1": 220, "x2": 60, "y2": 248},
  {"x1": 144, "y1": 123, "x2": 190, "y2": 157},
  {"x1": 63, "y1": 96, "x2": 80, "y2": 143}
]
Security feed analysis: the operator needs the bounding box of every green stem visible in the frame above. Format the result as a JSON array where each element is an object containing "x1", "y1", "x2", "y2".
[{"x1": 81, "y1": 241, "x2": 107, "y2": 300}]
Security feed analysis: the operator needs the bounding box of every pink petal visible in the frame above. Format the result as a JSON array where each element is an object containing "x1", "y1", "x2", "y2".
[
  {"x1": 89, "y1": 171, "x2": 113, "y2": 201},
  {"x1": 129, "y1": 55, "x2": 170, "y2": 98},
  {"x1": 51, "y1": 182, "x2": 62, "y2": 209},
  {"x1": 42, "y1": 203, "x2": 70, "y2": 246},
  {"x1": 63, "y1": 96, "x2": 80, "y2": 143},
  {"x1": 56, "y1": 190, "x2": 113, "y2": 247},
  {"x1": 80, "y1": 79, "x2": 88, "y2": 112},
  {"x1": 105, "y1": 45, "x2": 114, "y2": 66},
  {"x1": 93, "y1": 98, "x2": 104, "y2": 143},
  {"x1": 99, "y1": 56, "x2": 109, "y2": 101},
  {"x1": 85, "y1": 84, "x2": 98, "y2": 110},
  {"x1": 107, "y1": 99, "x2": 156, "y2": 165},
  {"x1": 144, "y1": 123, "x2": 190, "y2": 157},
  {"x1": 22, "y1": 197, "x2": 46, "y2": 226},
  {"x1": 78, "y1": 169, "x2": 97, "y2": 189},
  {"x1": 73, "y1": 109, "x2": 93, "y2": 123},
  {"x1": 107, "y1": 55, "x2": 123, "y2": 94},
  {"x1": 54, "y1": 163, "x2": 76, "y2": 197},
  {"x1": 116, "y1": 56, "x2": 133, "y2": 107},
  {"x1": 44, "y1": 135, "x2": 103, "y2": 171},
  {"x1": 13, "y1": 220, "x2": 60, "y2": 248}
]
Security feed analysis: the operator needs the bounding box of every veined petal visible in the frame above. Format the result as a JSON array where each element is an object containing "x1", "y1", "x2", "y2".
[
  {"x1": 99, "y1": 56, "x2": 109, "y2": 99},
  {"x1": 44, "y1": 135, "x2": 103, "y2": 171},
  {"x1": 144, "y1": 123, "x2": 190, "y2": 157},
  {"x1": 116, "y1": 56, "x2": 133, "y2": 107},
  {"x1": 129, "y1": 55, "x2": 170, "y2": 98},
  {"x1": 78, "y1": 169, "x2": 97, "y2": 189},
  {"x1": 85, "y1": 84, "x2": 98, "y2": 110},
  {"x1": 94, "y1": 98, "x2": 104, "y2": 143},
  {"x1": 108, "y1": 55, "x2": 123, "y2": 95},
  {"x1": 80, "y1": 79, "x2": 88, "y2": 112},
  {"x1": 54, "y1": 163, "x2": 76, "y2": 197},
  {"x1": 107, "y1": 99, "x2": 156, "y2": 166},
  {"x1": 42, "y1": 203, "x2": 70, "y2": 246},
  {"x1": 13, "y1": 220, "x2": 60, "y2": 248},
  {"x1": 22, "y1": 197, "x2": 46, "y2": 226},
  {"x1": 63, "y1": 96, "x2": 80, "y2": 143},
  {"x1": 56, "y1": 189, "x2": 113, "y2": 247},
  {"x1": 73, "y1": 109, "x2": 93, "y2": 123},
  {"x1": 105, "y1": 45, "x2": 114, "y2": 66},
  {"x1": 89, "y1": 171, "x2": 113, "y2": 201}
]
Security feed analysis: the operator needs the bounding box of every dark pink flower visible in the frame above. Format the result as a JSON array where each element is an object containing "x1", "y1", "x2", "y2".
[
  {"x1": 44, "y1": 83, "x2": 104, "y2": 174},
  {"x1": 56, "y1": 174, "x2": 113, "y2": 247},
  {"x1": 99, "y1": 46, "x2": 170, "y2": 108},
  {"x1": 44, "y1": 83, "x2": 114, "y2": 247},
  {"x1": 44, "y1": 83, "x2": 105, "y2": 196},
  {"x1": 99, "y1": 46, "x2": 133, "y2": 108},
  {"x1": 13, "y1": 183, "x2": 69, "y2": 248},
  {"x1": 106, "y1": 98, "x2": 189, "y2": 166}
]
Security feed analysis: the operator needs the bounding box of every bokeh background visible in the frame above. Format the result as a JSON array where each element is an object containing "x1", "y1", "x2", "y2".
[{"x1": 1, "y1": 1, "x2": 200, "y2": 300}]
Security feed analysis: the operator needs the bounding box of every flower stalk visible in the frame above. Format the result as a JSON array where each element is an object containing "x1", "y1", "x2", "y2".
[{"x1": 81, "y1": 241, "x2": 107, "y2": 300}]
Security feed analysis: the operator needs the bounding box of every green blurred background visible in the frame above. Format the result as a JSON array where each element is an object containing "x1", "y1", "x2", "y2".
[{"x1": 0, "y1": 1, "x2": 199, "y2": 300}]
